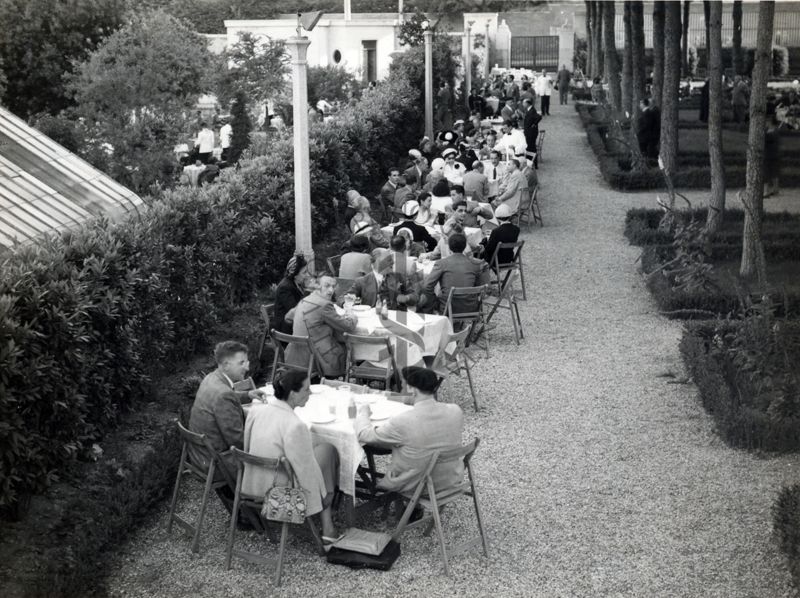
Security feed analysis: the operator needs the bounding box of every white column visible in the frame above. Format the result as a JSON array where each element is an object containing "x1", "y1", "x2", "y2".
[
  {"x1": 286, "y1": 37, "x2": 315, "y2": 271},
  {"x1": 344, "y1": 0, "x2": 351, "y2": 21},
  {"x1": 484, "y1": 20, "x2": 491, "y2": 80},
  {"x1": 424, "y1": 30, "x2": 434, "y2": 140},
  {"x1": 465, "y1": 22, "x2": 474, "y2": 109}
]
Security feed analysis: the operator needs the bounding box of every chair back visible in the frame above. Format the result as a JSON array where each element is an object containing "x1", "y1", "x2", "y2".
[
  {"x1": 343, "y1": 332, "x2": 400, "y2": 389},
  {"x1": 269, "y1": 329, "x2": 315, "y2": 382},
  {"x1": 229, "y1": 446, "x2": 295, "y2": 484},
  {"x1": 430, "y1": 327, "x2": 470, "y2": 375},
  {"x1": 321, "y1": 378, "x2": 369, "y2": 394},
  {"x1": 490, "y1": 240, "x2": 524, "y2": 274},
  {"x1": 327, "y1": 255, "x2": 343, "y2": 277},
  {"x1": 260, "y1": 304, "x2": 274, "y2": 328},
  {"x1": 177, "y1": 421, "x2": 234, "y2": 485},
  {"x1": 444, "y1": 285, "x2": 486, "y2": 324}
]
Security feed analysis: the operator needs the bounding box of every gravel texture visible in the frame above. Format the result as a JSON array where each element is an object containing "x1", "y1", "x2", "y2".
[{"x1": 105, "y1": 105, "x2": 800, "y2": 598}]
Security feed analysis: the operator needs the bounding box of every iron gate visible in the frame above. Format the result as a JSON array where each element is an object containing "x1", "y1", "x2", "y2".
[{"x1": 510, "y1": 36, "x2": 559, "y2": 70}]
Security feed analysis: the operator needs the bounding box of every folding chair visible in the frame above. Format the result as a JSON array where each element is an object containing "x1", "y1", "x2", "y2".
[
  {"x1": 326, "y1": 254, "x2": 343, "y2": 277},
  {"x1": 444, "y1": 286, "x2": 489, "y2": 358},
  {"x1": 515, "y1": 184, "x2": 542, "y2": 228},
  {"x1": 225, "y1": 448, "x2": 324, "y2": 586},
  {"x1": 391, "y1": 438, "x2": 490, "y2": 575},
  {"x1": 536, "y1": 129, "x2": 546, "y2": 162},
  {"x1": 482, "y1": 270, "x2": 523, "y2": 345},
  {"x1": 343, "y1": 333, "x2": 401, "y2": 391},
  {"x1": 430, "y1": 327, "x2": 480, "y2": 411},
  {"x1": 167, "y1": 422, "x2": 237, "y2": 553},
  {"x1": 257, "y1": 304, "x2": 274, "y2": 363},
  {"x1": 489, "y1": 240, "x2": 527, "y2": 301},
  {"x1": 269, "y1": 329, "x2": 317, "y2": 382}
]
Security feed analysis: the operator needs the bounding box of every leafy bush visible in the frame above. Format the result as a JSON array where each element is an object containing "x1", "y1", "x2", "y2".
[
  {"x1": 774, "y1": 483, "x2": 800, "y2": 590},
  {"x1": 681, "y1": 318, "x2": 800, "y2": 451}
]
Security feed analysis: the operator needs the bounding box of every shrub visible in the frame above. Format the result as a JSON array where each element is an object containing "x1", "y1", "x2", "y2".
[{"x1": 774, "y1": 483, "x2": 800, "y2": 590}]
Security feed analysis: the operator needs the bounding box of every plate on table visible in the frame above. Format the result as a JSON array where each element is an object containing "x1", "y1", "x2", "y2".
[
  {"x1": 352, "y1": 305, "x2": 371, "y2": 313},
  {"x1": 310, "y1": 384, "x2": 326, "y2": 394},
  {"x1": 309, "y1": 412, "x2": 336, "y2": 424}
]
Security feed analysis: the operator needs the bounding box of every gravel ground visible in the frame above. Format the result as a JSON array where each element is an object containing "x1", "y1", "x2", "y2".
[{"x1": 105, "y1": 105, "x2": 800, "y2": 598}]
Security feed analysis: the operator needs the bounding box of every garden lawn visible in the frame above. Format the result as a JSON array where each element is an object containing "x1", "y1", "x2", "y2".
[{"x1": 103, "y1": 101, "x2": 800, "y2": 597}]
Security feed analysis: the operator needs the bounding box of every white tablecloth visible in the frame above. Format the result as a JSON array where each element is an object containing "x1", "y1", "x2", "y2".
[{"x1": 244, "y1": 387, "x2": 412, "y2": 498}]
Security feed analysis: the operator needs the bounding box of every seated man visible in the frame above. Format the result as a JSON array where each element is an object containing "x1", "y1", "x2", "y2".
[
  {"x1": 494, "y1": 158, "x2": 522, "y2": 215},
  {"x1": 449, "y1": 185, "x2": 493, "y2": 228},
  {"x1": 418, "y1": 233, "x2": 491, "y2": 314},
  {"x1": 481, "y1": 203, "x2": 520, "y2": 266},
  {"x1": 338, "y1": 235, "x2": 372, "y2": 280},
  {"x1": 189, "y1": 341, "x2": 266, "y2": 519},
  {"x1": 393, "y1": 201, "x2": 437, "y2": 252},
  {"x1": 287, "y1": 274, "x2": 357, "y2": 377},
  {"x1": 356, "y1": 366, "x2": 464, "y2": 495},
  {"x1": 348, "y1": 241, "x2": 418, "y2": 309}
]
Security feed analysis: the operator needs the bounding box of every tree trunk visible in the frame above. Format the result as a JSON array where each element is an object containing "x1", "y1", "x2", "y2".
[
  {"x1": 594, "y1": 1, "x2": 604, "y2": 77},
  {"x1": 739, "y1": 0, "x2": 775, "y2": 284},
  {"x1": 682, "y1": 1, "x2": 691, "y2": 76},
  {"x1": 732, "y1": 0, "x2": 743, "y2": 75},
  {"x1": 631, "y1": 1, "x2": 646, "y2": 130},
  {"x1": 705, "y1": 0, "x2": 726, "y2": 235},
  {"x1": 703, "y1": 0, "x2": 711, "y2": 71},
  {"x1": 660, "y1": 1, "x2": 682, "y2": 189},
  {"x1": 622, "y1": 2, "x2": 633, "y2": 115},
  {"x1": 586, "y1": 0, "x2": 593, "y2": 77},
  {"x1": 603, "y1": 1, "x2": 622, "y2": 112},
  {"x1": 652, "y1": 1, "x2": 666, "y2": 107}
]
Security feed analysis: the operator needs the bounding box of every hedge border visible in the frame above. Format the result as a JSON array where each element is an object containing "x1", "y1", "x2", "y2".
[{"x1": 773, "y1": 483, "x2": 800, "y2": 591}]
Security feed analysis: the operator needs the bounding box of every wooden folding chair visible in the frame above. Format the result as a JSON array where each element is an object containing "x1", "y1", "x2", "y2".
[
  {"x1": 225, "y1": 448, "x2": 324, "y2": 586},
  {"x1": 515, "y1": 184, "x2": 542, "y2": 228},
  {"x1": 343, "y1": 333, "x2": 401, "y2": 391},
  {"x1": 167, "y1": 422, "x2": 237, "y2": 553},
  {"x1": 482, "y1": 270, "x2": 524, "y2": 345},
  {"x1": 391, "y1": 438, "x2": 490, "y2": 575},
  {"x1": 444, "y1": 285, "x2": 489, "y2": 358},
  {"x1": 269, "y1": 329, "x2": 317, "y2": 382},
  {"x1": 489, "y1": 240, "x2": 527, "y2": 301},
  {"x1": 257, "y1": 304, "x2": 275, "y2": 363},
  {"x1": 430, "y1": 327, "x2": 480, "y2": 411},
  {"x1": 326, "y1": 254, "x2": 343, "y2": 277}
]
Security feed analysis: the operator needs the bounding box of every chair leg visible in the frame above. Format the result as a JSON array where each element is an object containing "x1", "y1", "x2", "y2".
[
  {"x1": 225, "y1": 484, "x2": 241, "y2": 570},
  {"x1": 275, "y1": 522, "x2": 289, "y2": 587},
  {"x1": 514, "y1": 301, "x2": 524, "y2": 339},
  {"x1": 166, "y1": 445, "x2": 187, "y2": 534},
  {"x1": 468, "y1": 469, "x2": 490, "y2": 559},
  {"x1": 465, "y1": 361, "x2": 479, "y2": 411},
  {"x1": 306, "y1": 516, "x2": 326, "y2": 556},
  {"x1": 517, "y1": 263, "x2": 527, "y2": 301},
  {"x1": 508, "y1": 297, "x2": 521, "y2": 345},
  {"x1": 427, "y1": 480, "x2": 450, "y2": 576},
  {"x1": 192, "y1": 464, "x2": 216, "y2": 553}
]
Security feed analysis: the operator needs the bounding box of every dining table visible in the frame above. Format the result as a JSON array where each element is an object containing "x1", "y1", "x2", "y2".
[{"x1": 243, "y1": 381, "x2": 414, "y2": 524}]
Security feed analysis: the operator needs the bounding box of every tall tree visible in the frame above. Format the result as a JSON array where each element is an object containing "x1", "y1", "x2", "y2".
[
  {"x1": 0, "y1": 0, "x2": 125, "y2": 118},
  {"x1": 585, "y1": 0, "x2": 593, "y2": 77},
  {"x1": 739, "y1": 1, "x2": 775, "y2": 282},
  {"x1": 216, "y1": 32, "x2": 289, "y2": 108},
  {"x1": 622, "y1": 1, "x2": 633, "y2": 115},
  {"x1": 705, "y1": 0, "x2": 726, "y2": 234},
  {"x1": 593, "y1": 1, "x2": 604, "y2": 77},
  {"x1": 603, "y1": 1, "x2": 622, "y2": 112},
  {"x1": 652, "y1": 1, "x2": 666, "y2": 106},
  {"x1": 732, "y1": 0, "x2": 744, "y2": 74},
  {"x1": 682, "y1": 1, "x2": 691, "y2": 76},
  {"x1": 631, "y1": 1, "x2": 646, "y2": 114},
  {"x1": 660, "y1": 1, "x2": 682, "y2": 188}
]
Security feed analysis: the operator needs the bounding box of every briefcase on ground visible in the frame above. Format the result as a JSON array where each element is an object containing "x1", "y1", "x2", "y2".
[{"x1": 325, "y1": 528, "x2": 400, "y2": 571}]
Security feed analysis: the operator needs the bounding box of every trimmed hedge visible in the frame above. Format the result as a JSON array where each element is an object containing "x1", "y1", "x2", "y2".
[
  {"x1": 680, "y1": 320, "x2": 800, "y2": 451},
  {"x1": 774, "y1": 483, "x2": 800, "y2": 591},
  {"x1": 0, "y1": 76, "x2": 421, "y2": 517}
]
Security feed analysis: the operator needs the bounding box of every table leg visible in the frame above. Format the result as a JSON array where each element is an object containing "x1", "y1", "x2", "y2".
[{"x1": 343, "y1": 494, "x2": 355, "y2": 527}]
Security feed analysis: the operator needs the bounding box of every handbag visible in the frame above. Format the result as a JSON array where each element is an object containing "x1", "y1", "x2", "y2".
[{"x1": 261, "y1": 462, "x2": 307, "y2": 524}]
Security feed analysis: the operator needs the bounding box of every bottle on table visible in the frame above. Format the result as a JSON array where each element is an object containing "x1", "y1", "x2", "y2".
[{"x1": 347, "y1": 396, "x2": 357, "y2": 419}]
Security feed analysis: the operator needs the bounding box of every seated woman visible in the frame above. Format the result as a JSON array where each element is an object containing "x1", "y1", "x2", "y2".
[
  {"x1": 243, "y1": 370, "x2": 341, "y2": 542},
  {"x1": 274, "y1": 254, "x2": 310, "y2": 334},
  {"x1": 413, "y1": 192, "x2": 438, "y2": 228},
  {"x1": 338, "y1": 235, "x2": 372, "y2": 279},
  {"x1": 287, "y1": 274, "x2": 357, "y2": 378},
  {"x1": 349, "y1": 196, "x2": 380, "y2": 236}
]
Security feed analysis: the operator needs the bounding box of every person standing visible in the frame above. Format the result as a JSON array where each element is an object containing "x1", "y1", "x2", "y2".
[
  {"x1": 194, "y1": 122, "x2": 215, "y2": 164},
  {"x1": 219, "y1": 119, "x2": 233, "y2": 162},
  {"x1": 636, "y1": 98, "x2": 661, "y2": 160},
  {"x1": 380, "y1": 167, "x2": 401, "y2": 217},
  {"x1": 522, "y1": 98, "x2": 542, "y2": 168},
  {"x1": 437, "y1": 81, "x2": 453, "y2": 130},
  {"x1": 535, "y1": 70, "x2": 553, "y2": 115},
  {"x1": 732, "y1": 76, "x2": 750, "y2": 126},
  {"x1": 557, "y1": 65, "x2": 572, "y2": 105}
]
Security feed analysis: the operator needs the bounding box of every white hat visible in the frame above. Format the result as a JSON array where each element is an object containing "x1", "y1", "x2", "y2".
[
  {"x1": 408, "y1": 149, "x2": 422, "y2": 159},
  {"x1": 442, "y1": 148, "x2": 457, "y2": 158},
  {"x1": 402, "y1": 200, "x2": 420, "y2": 217},
  {"x1": 431, "y1": 157, "x2": 445, "y2": 171},
  {"x1": 454, "y1": 119, "x2": 465, "y2": 126},
  {"x1": 495, "y1": 203, "x2": 513, "y2": 219}
]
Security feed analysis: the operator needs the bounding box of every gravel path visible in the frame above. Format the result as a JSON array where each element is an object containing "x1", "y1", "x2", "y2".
[{"x1": 105, "y1": 105, "x2": 800, "y2": 597}]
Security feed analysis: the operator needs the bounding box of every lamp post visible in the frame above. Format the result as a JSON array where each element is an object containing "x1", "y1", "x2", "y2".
[
  {"x1": 464, "y1": 20, "x2": 474, "y2": 110},
  {"x1": 422, "y1": 21, "x2": 434, "y2": 141},
  {"x1": 286, "y1": 12, "x2": 323, "y2": 270},
  {"x1": 484, "y1": 20, "x2": 491, "y2": 81}
]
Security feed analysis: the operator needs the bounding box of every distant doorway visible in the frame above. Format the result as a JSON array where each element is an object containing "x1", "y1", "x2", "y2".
[{"x1": 362, "y1": 40, "x2": 377, "y2": 82}]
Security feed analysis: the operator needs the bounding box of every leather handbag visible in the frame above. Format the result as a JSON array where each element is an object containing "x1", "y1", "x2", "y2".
[{"x1": 261, "y1": 463, "x2": 306, "y2": 524}]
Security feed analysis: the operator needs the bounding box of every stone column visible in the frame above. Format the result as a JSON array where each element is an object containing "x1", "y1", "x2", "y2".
[
  {"x1": 286, "y1": 37, "x2": 315, "y2": 271},
  {"x1": 424, "y1": 29, "x2": 434, "y2": 140}
]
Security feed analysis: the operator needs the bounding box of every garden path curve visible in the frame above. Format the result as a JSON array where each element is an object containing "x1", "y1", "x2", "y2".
[{"x1": 105, "y1": 105, "x2": 800, "y2": 598}]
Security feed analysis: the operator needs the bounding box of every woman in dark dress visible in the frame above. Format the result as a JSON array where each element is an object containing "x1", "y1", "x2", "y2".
[{"x1": 274, "y1": 254, "x2": 309, "y2": 334}]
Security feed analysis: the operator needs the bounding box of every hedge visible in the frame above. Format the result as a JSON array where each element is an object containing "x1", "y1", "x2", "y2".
[
  {"x1": 774, "y1": 483, "x2": 800, "y2": 591},
  {"x1": 680, "y1": 320, "x2": 800, "y2": 451},
  {"x1": 625, "y1": 208, "x2": 800, "y2": 247},
  {"x1": 0, "y1": 75, "x2": 421, "y2": 518},
  {"x1": 575, "y1": 103, "x2": 800, "y2": 190}
]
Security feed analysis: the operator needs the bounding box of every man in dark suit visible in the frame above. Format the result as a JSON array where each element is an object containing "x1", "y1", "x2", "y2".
[
  {"x1": 522, "y1": 98, "x2": 542, "y2": 168},
  {"x1": 347, "y1": 252, "x2": 417, "y2": 309},
  {"x1": 403, "y1": 149, "x2": 428, "y2": 191},
  {"x1": 189, "y1": 341, "x2": 265, "y2": 522},
  {"x1": 419, "y1": 233, "x2": 491, "y2": 315},
  {"x1": 637, "y1": 98, "x2": 661, "y2": 159},
  {"x1": 380, "y1": 167, "x2": 401, "y2": 215},
  {"x1": 393, "y1": 200, "x2": 437, "y2": 251},
  {"x1": 482, "y1": 203, "x2": 520, "y2": 266}
]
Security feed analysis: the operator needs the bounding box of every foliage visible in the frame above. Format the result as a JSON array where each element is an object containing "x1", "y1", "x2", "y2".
[
  {"x1": 774, "y1": 483, "x2": 800, "y2": 590},
  {"x1": 31, "y1": 112, "x2": 84, "y2": 154},
  {"x1": 216, "y1": 31, "x2": 288, "y2": 108},
  {"x1": 69, "y1": 9, "x2": 214, "y2": 192},
  {"x1": 389, "y1": 33, "x2": 459, "y2": 98},
  {"x1": 0, "y1": 0, "x2": 126, "y2": 118},
  {"x1": 139, "y1": 0, "x2": 274, "y2": 34},
  {"x1": 307, "y1": 65, "x2": 360, "y2": 108},
  {"x1": 687, "y1": 46, "x2": 698, "y2": 77},
  {"x1": 399, "y1": 10, "x2": 429, "y2": 47},
  {"x1": 229, "y1": 90, "x2": 252, "y2": 163},
  {"x1": 573, "y1": 36, "x2": 587, "y2": 73},
  {"x1": 773, "y1": 46, "x2": 790, "y2": 78}
]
